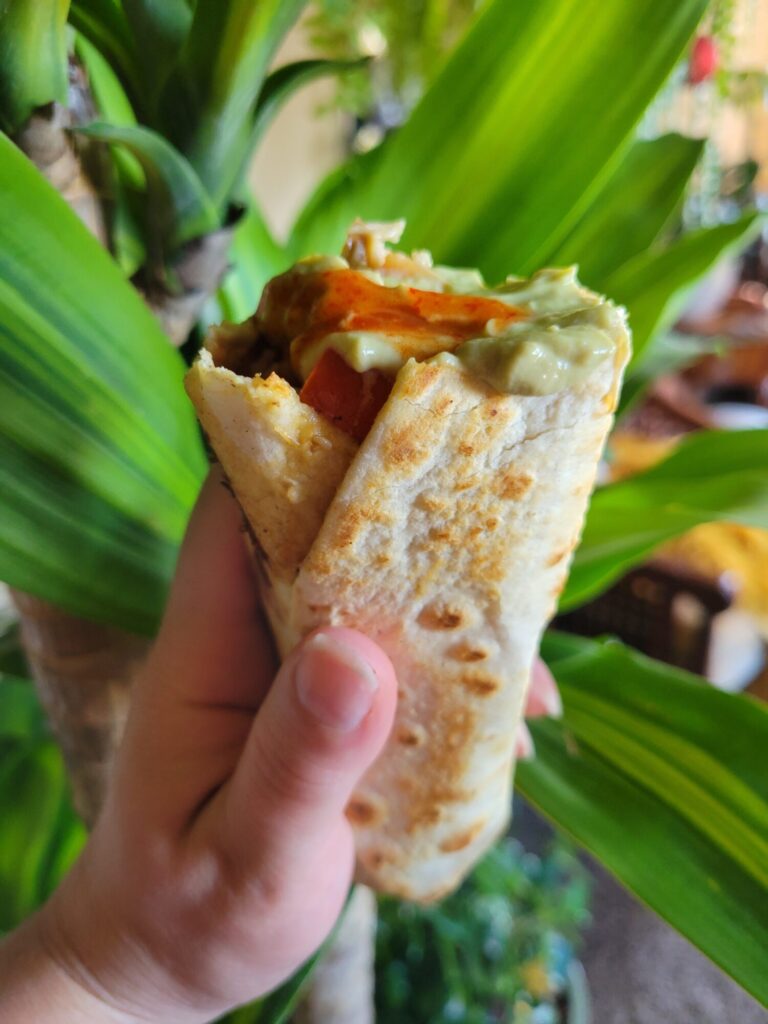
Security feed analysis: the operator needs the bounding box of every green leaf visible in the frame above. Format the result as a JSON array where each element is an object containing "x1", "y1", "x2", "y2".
[
  {"x1": 163, "y1": 0, "x2": 307, "y2": 209},
  {"x1": 74, "y1": 30, "x2": 136, "y2": 126},
  {"x1": 0, "y1": 677, "x2": 45, "y2": 740},
  {"x1": 0, "y1": 619, "x2": 28, "y2": 679},
  {"x1": 0, "y1": 737, "x2": 83, "y2": 931},
  {"x1": 69, "y1": 0, "x2": 143, "y2": 115},
  {"x1": 0, "y1": 0, "x2": 69, "y2": 133},
  {"x1": 618, "y1": 330, "x2": 726, "y2": 417},
  {"x1": 0, "y1": 132, "x2": 205, "y2": 633},
  {"x1": 121, "y1": 0, "x2": 191, "y2": 105},
  {"x1": 208, "y1": 203, "x2": 288, "y2": 326},
  {"x1": 73, "y1": 33, "x2": 146, "y2": 275},
  {"x1": 549, "y1": 134, "x2": 705, "y2": 289},
  {"x1": 562, "y1": 430, "x2": 768, "y2": 611},
  {"x1": 290, "y1": 0, "x2": 709, "y2": 278},
  {"x1": 251, "y1": 57, "x2": 369, "y2": 147},
  {"x1": 76, "y1": 121, "x2": 220, "y2": 252},
  {"x1": 519, "y1": 634, "x2": 768, "y2": 1006},
  {"x1": 604, "y1": 213, "x2": 762, "y2": 370}
]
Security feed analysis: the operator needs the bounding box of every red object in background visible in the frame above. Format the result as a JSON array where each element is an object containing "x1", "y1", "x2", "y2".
[
  {"x1": 688, "y1": 35, "x2": 718, "y2": 84},
  {"x1": 300, "y1": 348, "x2": 393, "y2": 442}
]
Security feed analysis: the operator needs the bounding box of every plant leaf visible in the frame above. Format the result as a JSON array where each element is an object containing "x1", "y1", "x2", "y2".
[
  {"x1": 121, "y1": 0, "x2": 191, "y2": 105},
  {"x1": 73, "y1": 33, "x2": 147, "y2": 275},
  {"x1": 561, "y1": 430, "x2": 768, "y2": 611},
  {"x1": 549, "y1": 134, "x2": 705, "y2": 289},
  {"x1": 618, "y1": 330, "x2": 726, "y2": 417},
  {"x1": 0, "y1": 679, "x2": 85, "y2": 929},
  {"x1": 604, "y1": 213, "x2": 762, "y2": 370},
  {"x1": 290, "y1": 0, "x2": 709, "y2": 278},
  {"x1": 251, "y1": 57, "x2": 369, "y2": 147},
  {"x1": 0, "y1": 132, "x2": 205, "y2": 633},
  {"x1": 519, "y1": 633, "x2": 768, "y2": 1006},
  {"x1": 162, "y1": 0, "x2": 307, "y2": 209},
  {"x1": 75, "y1": 121, "x2": 220, "y2": 251},
  {"x1": 74, "y1": 30, "x2": 136, "y2": 126},
  {"x1": 0, "y1": 0, "x2": 69, "y2": 133},
  {"x1": 68, "y1": 0, "x2": 143, "y2": 115},
  {"x1": 0, "y1": 737, "x2": 84, "y2": 931},
  {"x1": 0, "y1": 677, "x2": 45, "y2": 741}
]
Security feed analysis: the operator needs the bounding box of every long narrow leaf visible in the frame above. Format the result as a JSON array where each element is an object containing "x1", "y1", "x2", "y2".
[
  {"x1": 0, "y1": 0, "x2": 69, "y2": 133},
  {"x1": 73, "y1": 34, "x2": 146, "y2": 275},
  {"x1": 519, "y1": 634, "x2": 768, "y2": 1006},
  {"x1": 251, "y1": 57, "x2": 368, "y2": 148},
  {"x1": 121, "y1": 0, "x2": 191, "y2": 104},
  {"x1": 0, "y1": 677, "x2": 45, "y2": 741},
  {"x1": 0, "y1": 132, "x2": 204, "y2": 632},
  {"x1": 549, "y1": 134, "x2": 704, "y2": 289},
  {"x1": 74, "y1": 31, "x2": 136, "y2": 126},
  {"x1": 290, "y1": 0, "x2": 708, "y2": 279},
  {"x1": 69, "y1": 0, "x2": 143, "y2": 114},
  {"x1": 0, "y1": 738, "x2": 81, "y2": 931},
  {"x1": 562, "y1": 430, "x2": 768, "y2": 611},
  {"x1": 76, "y1": 121, "x2": 220, "y2": 249},
  {"x1": 163, "y1": 0, "x2": 307, "y2": 209},
  {"x1": 604, "y1": 213, "x2": 761, "y2": 369}
]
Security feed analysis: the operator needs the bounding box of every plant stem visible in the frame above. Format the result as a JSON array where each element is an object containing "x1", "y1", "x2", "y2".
[
  {"x1": 141, "y1": 220, "x2": 236, "y2": 346},
  {"x1": 294, "y1": 886, "x2": 378, "y2": 1024}
]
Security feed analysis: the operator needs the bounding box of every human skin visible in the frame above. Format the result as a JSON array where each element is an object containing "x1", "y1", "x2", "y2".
[{"x1": 0, "y1": 471, "x2": 562, "y2": 1024}]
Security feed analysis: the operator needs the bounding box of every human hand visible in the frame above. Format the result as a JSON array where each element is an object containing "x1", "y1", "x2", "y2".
[{"x1": 0, "y1": 470, "x2": 561, "y2": 1024}]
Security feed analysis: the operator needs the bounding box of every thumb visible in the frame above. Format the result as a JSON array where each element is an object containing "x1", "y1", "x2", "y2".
[{"x1": 223, "y1": 627, "x2": 397, "y2": 876}]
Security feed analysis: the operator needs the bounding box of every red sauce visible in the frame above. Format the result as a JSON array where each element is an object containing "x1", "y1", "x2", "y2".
[{"x1": 256, "y1": 267, "x2": 526, "y2": 440}]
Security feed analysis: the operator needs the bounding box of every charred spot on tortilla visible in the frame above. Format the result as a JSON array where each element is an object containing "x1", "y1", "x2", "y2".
[
  {"x1": 396, "y1": 724, "x2": 427, "y2": 747},
  {"x1": 461, "y1": 674, "x2": 501, "y2": 697},
  {"x1": 439, "y1": 821, "x2": 488, "y2": 853},
  {"x1": 448, "y1": 642, "x2": 491, "y2": 663},
  {"x1": 347, "y1": 795, "x2": 387, "y2": 827},
  {"x1": 417, "y1": 603, "x2": 466, "y2": 630}
]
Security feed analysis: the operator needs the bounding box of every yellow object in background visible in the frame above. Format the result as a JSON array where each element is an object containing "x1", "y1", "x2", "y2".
[{"x1": 609, "y1": 431, "x2": 768, "y2": 642}]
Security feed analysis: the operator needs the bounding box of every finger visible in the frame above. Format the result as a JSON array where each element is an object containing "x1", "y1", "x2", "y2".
[
  {"x1": 515, "y1": 722, "x2": 535, "y2": 761},
  {"x1": 222, "y1": 627, "x2": 397, "y2": 874},
  {"x1": 117, "y1": 469, "x2": 277, "y2": 825},
  {"x1": 145, "y1": 467, "x2": 276, "y2": 712},
  {"x1": 524, "y1": 658, "x2": 562, "y2": 719}
]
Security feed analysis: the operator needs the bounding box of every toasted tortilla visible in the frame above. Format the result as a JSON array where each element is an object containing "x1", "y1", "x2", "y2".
[
  {"x1": 292, "y1": 357, "x2": 617, "y2": 898},
  {"x1": 185, "y1": 239, "x2": 628, "y2": 901}
]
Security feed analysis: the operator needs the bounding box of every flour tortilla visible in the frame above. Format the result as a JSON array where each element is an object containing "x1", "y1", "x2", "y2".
[
  {"x1": 185, "y1": 348, "x2": 357, "y2": 652},
  {"x1": 292, "y1": 357, "x2": 619, "y2": 899},
  {"x1": 186, "y1": 294, "x2": 626, "y2": 902}
]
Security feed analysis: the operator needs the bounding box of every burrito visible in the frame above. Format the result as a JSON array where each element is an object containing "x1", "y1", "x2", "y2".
[{"x1": 185, "y1": 220, "x2": 630, "y2": 901}]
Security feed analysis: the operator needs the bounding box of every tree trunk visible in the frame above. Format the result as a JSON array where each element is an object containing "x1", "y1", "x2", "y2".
[
  {"x1": 142, "y1": 222, "x2": 236, "y2": 346},
  {"x1": 15, "y1": 98, "x2": 107, "y2": 246},
  {"x1": 295, "y1": 886, "x2": 378, "y2": 1024},
  {"x1": 10, "y1": 592, "x2": 148, "y2": 826}
]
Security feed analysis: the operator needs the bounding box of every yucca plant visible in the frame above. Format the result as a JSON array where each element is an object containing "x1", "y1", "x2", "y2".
[{"x1": 1, "y1": 1, "x2": 767, "y2": 1021}]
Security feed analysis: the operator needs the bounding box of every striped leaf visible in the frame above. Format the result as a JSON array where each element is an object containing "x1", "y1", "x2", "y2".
[
  {"x1": 0, "y1": 132, "x2": 205, "y2": 633},
  {"x1": 520, "y1": 633, "x2": 768, "y2": 1006}
]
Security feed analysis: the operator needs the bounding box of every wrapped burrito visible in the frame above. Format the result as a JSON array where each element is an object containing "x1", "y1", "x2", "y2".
[{"x1": 185, "y1": 220, "x2": 630, "y2": 901}]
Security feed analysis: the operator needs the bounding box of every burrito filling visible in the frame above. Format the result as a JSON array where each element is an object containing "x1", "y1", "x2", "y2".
[{"x1": 207, "y1": 220, "x2": 628, "y2": 441}]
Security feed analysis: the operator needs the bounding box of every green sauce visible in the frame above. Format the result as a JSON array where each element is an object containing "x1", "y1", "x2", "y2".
[
  {"x1": 292, "y1": 251, "x2": 630, "y2": 395},
  {"x1": 452, "y1": 303, "x2": 626, "y2": 396}
]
